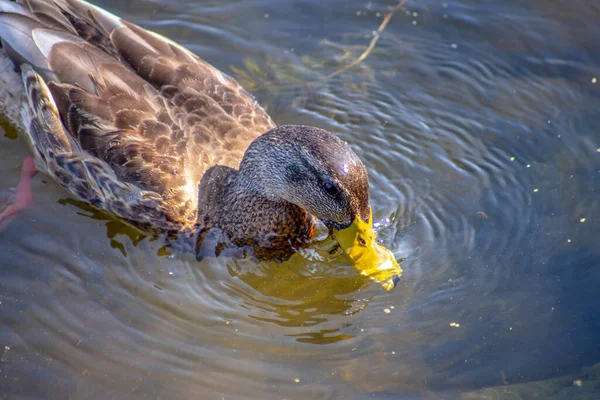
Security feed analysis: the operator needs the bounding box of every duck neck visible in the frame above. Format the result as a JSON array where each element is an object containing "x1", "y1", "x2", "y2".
[{"x1": 194, "y1": 165, "x2": 316, "y2": 260}]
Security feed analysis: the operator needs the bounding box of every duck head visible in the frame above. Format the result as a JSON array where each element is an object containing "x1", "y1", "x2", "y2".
[{"x1": 239, "y1": 125, "x2": 401, "y2": 289}]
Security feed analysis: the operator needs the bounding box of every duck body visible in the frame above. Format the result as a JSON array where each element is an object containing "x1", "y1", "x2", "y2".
[
  {"x1": 1, "y1": 0, "x2": 274, "y2": 225},
  {"x1": 0, "y1": 0, "x2": 374, "y2": 259}
]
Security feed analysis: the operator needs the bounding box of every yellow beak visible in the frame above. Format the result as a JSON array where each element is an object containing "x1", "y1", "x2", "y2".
[{"x1": 332, "y1": 207, "x2": 402, "y2": 290}]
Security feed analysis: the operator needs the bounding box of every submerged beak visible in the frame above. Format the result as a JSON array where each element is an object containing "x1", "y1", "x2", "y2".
[{"x1": 332, "y1": 207, "x2": 402, "y2": 290}]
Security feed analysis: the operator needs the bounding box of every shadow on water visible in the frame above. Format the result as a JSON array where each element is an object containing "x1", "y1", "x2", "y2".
[
  {"x1": 0, "y1": 115, "x2": 18, "y2": 140},
  {"x1": 58, "y1": 198, "x2": 149, "y2": 255},
  {"x1": 0, "y1": 0, "x2": 599, "y2": 398}
]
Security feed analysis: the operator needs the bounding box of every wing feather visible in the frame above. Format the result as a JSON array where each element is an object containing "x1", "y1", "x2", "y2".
[{"x1": 1, "y1": 0, "x2": 276, "y2": 224}]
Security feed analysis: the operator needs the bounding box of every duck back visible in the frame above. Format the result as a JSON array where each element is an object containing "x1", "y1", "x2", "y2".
[{"x1": 0, "y1": 0, "x2": 275, "y2": 224}]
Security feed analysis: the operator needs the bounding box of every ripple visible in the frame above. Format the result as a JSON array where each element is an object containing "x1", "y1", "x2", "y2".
[{"x1": 1, "y1": 0, "x2": 600, "y2": 397}]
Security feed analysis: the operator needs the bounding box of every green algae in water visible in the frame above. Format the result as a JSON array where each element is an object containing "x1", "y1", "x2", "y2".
[{"x1": 229, "y1": 37, "x2": 382, "y2": 98}]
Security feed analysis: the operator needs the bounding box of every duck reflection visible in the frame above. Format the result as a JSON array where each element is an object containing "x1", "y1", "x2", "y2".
[
  {"x1": 58, "y1": 198, "x2": 148, "y2": 256},
  {"x1": 223, "y1": 240, "x2": 378, "y2": 344},
  {"x1": 59, "y1": 197, "x2": 391, "y2": 344}
]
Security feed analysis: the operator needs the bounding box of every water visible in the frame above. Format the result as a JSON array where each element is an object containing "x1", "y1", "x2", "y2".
[{"x1": 1, "y1": 0, "x2": 599, "y2": 398}]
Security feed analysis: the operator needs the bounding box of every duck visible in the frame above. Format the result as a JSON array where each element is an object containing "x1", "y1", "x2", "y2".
[{"x1": 0, "y1": 0, "x2": 400, "y2": 287}]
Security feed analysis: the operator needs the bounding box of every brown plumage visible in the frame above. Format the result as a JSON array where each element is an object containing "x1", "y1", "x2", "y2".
[{"x1": 0, "y1": 0, "x2": 372, "y2": 259}]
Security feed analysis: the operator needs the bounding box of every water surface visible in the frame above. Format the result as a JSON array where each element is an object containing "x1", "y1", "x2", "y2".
[{"x1": 1, "y1": 0, "x2": 599, "y2": 398}]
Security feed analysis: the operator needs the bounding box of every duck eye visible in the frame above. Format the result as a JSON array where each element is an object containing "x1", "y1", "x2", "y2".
[{"x1": 323, "y1": 181, "x2": 339, "y2": 196}]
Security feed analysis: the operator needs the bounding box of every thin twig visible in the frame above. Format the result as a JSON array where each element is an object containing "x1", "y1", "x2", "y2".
[{"x1": 321, "y1": 0, "x2": 408, "y2": 83}]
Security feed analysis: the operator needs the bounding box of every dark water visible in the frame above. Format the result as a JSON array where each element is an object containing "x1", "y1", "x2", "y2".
[{"x1": 1, "y1": 0, "x2": 599, "y2": 398}]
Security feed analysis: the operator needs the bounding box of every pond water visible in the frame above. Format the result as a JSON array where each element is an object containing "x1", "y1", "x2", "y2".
[{"x1": 1, "y1": 0, "x2": 599, "y2": 398}]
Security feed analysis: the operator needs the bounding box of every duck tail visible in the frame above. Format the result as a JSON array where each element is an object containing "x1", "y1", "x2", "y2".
[
  {"x1": 0, "y1": 0, "x2": 101, "y2": 164},
  {"x1": 0, "y1": 0, "x2": 75, "y2": 150}
]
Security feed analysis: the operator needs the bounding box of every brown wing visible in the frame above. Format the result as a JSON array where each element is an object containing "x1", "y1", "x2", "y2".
[{"x1": 4, "y1": 0, "x2": 275, "y2": 221}]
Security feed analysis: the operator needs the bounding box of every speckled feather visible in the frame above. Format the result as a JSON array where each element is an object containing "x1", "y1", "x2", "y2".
[{"x1": 2, "y1": 0, "x2": 274, "y2": 225}]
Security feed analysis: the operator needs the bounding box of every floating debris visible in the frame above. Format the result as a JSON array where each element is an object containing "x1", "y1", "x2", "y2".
[
  {"x1": 319, "y1": 0, "x2": 407, "y2": 83},
  {"x1": 449, "y1": 322, "x2": 460, "y2": 328},
  {"x1": 534, "y1": 188, "x2": 539, "y2": 192},
  {"x1": 294, "y1": 378, "x2": 300, "y2": 383},
  {"x1": 510, "y1": 156, "x2": 515, "y2": 161},
  {"x1": 573, "y1": 379, "x2": 583, "y2": 387},
  {"x1": 384, "y1": 308, "x2": 391, "y2": 314},
  {"x1": 568, "y1": 239, "x2": 572, "y2": 243},
  {"x1": 592, "y1": 77, "x2": 598, "y2": 84},
  {"x1": 580, "y1": 218, "x2": 586, "y2": 223},
  {"x1": 1, "y1": 346, "x2": 9, "y2": 362}
]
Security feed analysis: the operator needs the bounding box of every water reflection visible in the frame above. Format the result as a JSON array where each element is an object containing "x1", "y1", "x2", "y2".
[
  {"x1": 58, "y1": 198, "x2": 149, "y2": 255},
  {"x1": 227, "y1": 256, "x2": 372, "y2": 343},
  {"x1": 0, "y1": 115, "x2": 18, "y2": 140},
  {"x1": 56, "y1": 195, "x2": 394, "y2": 346}
]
